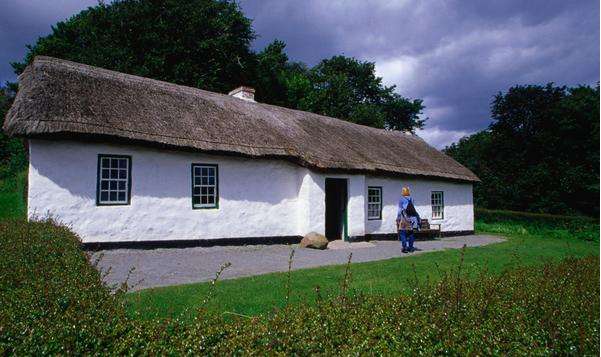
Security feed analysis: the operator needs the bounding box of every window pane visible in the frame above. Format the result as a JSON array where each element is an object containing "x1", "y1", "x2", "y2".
[
  {"x1": 367, "y1": 188, "x2": 381, "y2": 218},
  {"x1": 98, "y1": 156, "x2": 130, "y2": 204},
  {"x1": 192, "y1": 164, "x2": 218, "y2": 208},
  {"x1": 431, "y1": 192, "x2": 443, "y2": 219}
]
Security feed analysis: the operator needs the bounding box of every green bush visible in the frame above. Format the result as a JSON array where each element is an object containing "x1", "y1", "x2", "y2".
[
  {"x1": 476, "y1": 208, "x2": 599, "y2": 241},
  {"x1": 0, "y1": 171, "x2": 27, "y2": 220},
  {"x1": 1, "y1": 85, "x2": 28, "y2": 181},
  {"x1": 0, "y1": 135, "x2": 27, "y2": 180},
  {"x1": 0, "y1": 219, "x2": 130, "y2": 354},
  {"x1": 1, "y1": 219, "x2": 599, "y2": 354}
]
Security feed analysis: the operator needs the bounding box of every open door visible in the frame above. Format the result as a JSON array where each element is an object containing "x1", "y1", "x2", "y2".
[{"x1": 325, "y1": 178, "x2": 348, "y2": 241}]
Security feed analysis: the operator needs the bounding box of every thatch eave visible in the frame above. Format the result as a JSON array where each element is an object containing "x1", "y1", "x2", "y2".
[{"x1": 3, "y1": 56, "x2": 480, "y2": 183}]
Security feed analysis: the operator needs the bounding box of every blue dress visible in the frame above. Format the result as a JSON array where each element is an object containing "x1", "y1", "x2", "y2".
[
  {"x1": 397, "y1": 196, "x2": 420, "y2": 230},
  {"x1": 397, "y1": 196, "x2": 420, "y2": 251}
]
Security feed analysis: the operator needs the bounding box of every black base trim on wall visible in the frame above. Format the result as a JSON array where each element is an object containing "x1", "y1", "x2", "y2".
[
  {"x1": 351, "y1": 230, "x2": 475, "y2": 242},
  {"x1": 82, "y1": 231, "x2": 476, "y2": 250},
  {"x1": 82, "y1": 235, "x2": 303, "y2": 251}
]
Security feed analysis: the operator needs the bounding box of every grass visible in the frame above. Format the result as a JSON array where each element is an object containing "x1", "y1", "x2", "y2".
[
  {"x1": 126, "y1": 217, "x2": 599, "y2": 320},
  {"x1": 3, "y1": 218, "x2": 597, "y2": 354},
  {"x1": 0, "y1": 170, "x2": 26, "y2": 220}
]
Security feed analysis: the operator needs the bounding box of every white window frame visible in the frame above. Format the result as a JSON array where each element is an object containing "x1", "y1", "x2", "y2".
[
  {"x1": 367, "y1": 186, "x2": 382, "y2": 220},
  {"x1": 97, "y1": 155, "x2": 131, "y2": 205},
  {"x1": 431, "y1": 191, "x2": 444, "y2": 220},
  {"x1": 191, "y1": 164, "x2": 218, "y2": 209}
]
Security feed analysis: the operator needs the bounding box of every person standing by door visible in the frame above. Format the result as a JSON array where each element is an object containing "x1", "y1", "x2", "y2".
[{"x1": 396, "y1": 186, "x2": 420, "y2": 253}]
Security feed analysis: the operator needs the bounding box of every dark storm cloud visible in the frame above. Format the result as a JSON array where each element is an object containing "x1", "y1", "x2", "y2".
[
  {"x1": 0, "y1": 0, "x2": 98, "y2": 83},
  {"x1": 1, "y1": 1, "x2": 598, "y2": 148},
  {"x1": 240, "y1": 0, "x2": 599, "y2": 147}
]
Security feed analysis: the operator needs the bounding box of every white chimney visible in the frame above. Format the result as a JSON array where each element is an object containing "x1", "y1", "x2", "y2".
[{"x1": 228, "y1": 86, "x2": 255, "y2": 102}]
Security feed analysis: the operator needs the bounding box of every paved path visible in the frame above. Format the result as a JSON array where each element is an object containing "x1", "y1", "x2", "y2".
[{"x1": 92, "y1": 235, "x2": 504, "y2": 291}]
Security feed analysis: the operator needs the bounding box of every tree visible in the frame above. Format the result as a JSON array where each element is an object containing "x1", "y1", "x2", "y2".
[
  {"x1": 444, "y1": 131, "x2": 499, "y2": 209},
  {"x1": 252, "y1": 40, "x2": 291, "y2": 106},
  {"x1": 445, "y1": 83, "x2": 600, "y2": 215},
  {"x1": 11, "y1": 1, "x2": 425, "y2": 132},
  {"x1": 12, "y1": 0, "x2": 256, "y2": 93},
  {"x1": 0, "y1": 83, "x2": 27, "y2": 178},
  {"x1": 291, "y1": 56, "x2": 424, "y2": 130}
]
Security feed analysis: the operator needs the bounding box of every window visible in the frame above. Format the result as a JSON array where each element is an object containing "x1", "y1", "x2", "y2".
[
  {"x1": 192, "y1": 164, "x2": 218, "y2": 209},
  {"x1": 97, "y1": 155, "x2": 131, "y2": 205},
  {"x1": 431, "y1": 191, "x2": 444, "y2": 219},
  {"x1": 367, "y1": 186, "x2": 382, "y2": 220}
]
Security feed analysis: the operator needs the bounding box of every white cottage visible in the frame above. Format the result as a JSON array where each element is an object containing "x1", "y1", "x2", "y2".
[{"x1": 4, "y1": 56, "x2": 479, "y2": 248}]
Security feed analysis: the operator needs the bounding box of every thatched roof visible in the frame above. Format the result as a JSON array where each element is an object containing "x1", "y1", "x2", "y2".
[{"x1": 4, "y1": 56, "x2": 478, "y2": 182}]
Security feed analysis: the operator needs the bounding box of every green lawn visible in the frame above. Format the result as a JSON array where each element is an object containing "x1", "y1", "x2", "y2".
[
  {"x1": 126, "y1": 219, "x2": 599, "y2": 320},
  {"x1": 0, "y1": 171, "x2": 26, "y2": 220}
]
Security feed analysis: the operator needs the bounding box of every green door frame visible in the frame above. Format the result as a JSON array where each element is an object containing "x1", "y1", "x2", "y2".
[
  {"x1": 342, "y1": 179, "x2": 349, "y2": 241},
  {"x1": 343, "y1": 203, "x2": 349, "y2": 241},
  {"x1": 325, "y1": 177, "x2": 349, "y2": 242}
]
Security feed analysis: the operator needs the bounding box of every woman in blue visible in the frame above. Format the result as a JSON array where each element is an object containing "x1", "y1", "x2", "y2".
[{"x1": 396, "y1": 187, "x2": 420, "y2": 253}]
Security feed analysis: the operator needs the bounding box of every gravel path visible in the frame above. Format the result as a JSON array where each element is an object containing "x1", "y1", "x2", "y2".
[{"x1": 91, "y1": 235, "x2": 504, "y2": 291}]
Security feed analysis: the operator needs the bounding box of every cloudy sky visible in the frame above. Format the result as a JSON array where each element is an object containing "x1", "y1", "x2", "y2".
[{"x1": 1, "y1": 0, "x2": 598, "y2": 148}]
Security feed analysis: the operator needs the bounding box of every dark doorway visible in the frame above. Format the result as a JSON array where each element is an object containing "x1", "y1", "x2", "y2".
[{"x1": 325, "y1": 178, "x2": 348, "y2": 241}]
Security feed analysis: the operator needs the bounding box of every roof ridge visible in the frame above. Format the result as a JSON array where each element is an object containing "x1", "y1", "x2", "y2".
[{"x1": 32, "y1": 56, "x2": 417, "y2": 139}]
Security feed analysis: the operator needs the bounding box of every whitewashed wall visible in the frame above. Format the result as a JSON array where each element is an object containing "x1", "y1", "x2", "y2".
[
  {"x1": 28, "y1": 139, "x2": 305, "y2": 243},
  {"x1": 298, "y1": 172, "x2": 366, "y2": 237},
  {"x1": 364, "y1": 176, "x2": 474, "y2": 234},
  {"x1": 28, "y1": 139, "x2": 474, "y2": 243}
]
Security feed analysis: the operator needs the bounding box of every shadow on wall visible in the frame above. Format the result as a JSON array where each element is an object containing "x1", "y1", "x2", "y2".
[{"x1": 32, "y1": 146, "x2": 304, "y2": 206}]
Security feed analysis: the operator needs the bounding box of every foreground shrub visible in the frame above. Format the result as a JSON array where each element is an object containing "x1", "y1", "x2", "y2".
[
  {"x1": 1, "y1": 219, "x2": 599, "y2": 354},
  {"x1": 0, "y1": 219, "x2": 130, "y2": 354}
]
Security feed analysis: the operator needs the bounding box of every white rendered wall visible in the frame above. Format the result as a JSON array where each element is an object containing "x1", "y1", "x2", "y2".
[
  {"x1": 364, "y1": 176, "x2": 474, "y2": 234},
  {"x1": 297, "y1": 170, "x2": 323, "y2": 234},
  {"x1": 297, "y1": 172, "x2": 366, "y2": 237},
  {"x1": 28, "y1": 139, "x2": 305, "y2": 243},
  {"x1": 28, "y1": 139, "x2": 474, "y2": 243}
]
